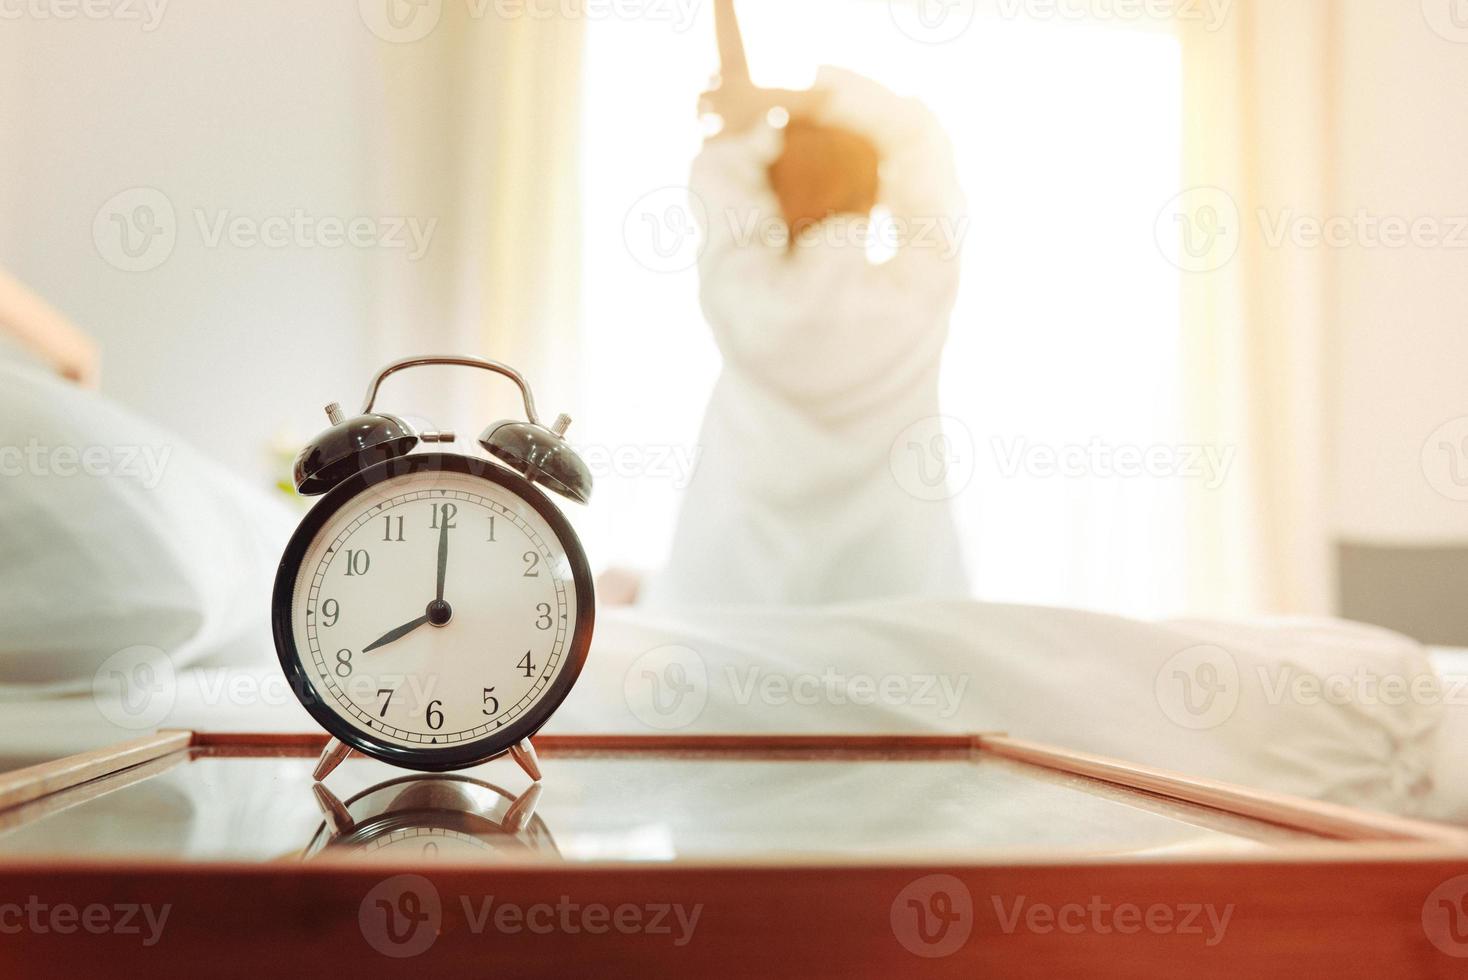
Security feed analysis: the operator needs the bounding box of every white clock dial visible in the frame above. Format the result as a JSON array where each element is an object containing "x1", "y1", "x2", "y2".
[{"x1": 288, "y1": 466, "x2": 579, "y2": 754}]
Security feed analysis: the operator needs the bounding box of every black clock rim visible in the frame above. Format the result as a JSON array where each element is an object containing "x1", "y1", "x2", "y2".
[{"x1": 272, "y1": 452, "x2": 595, "y2": 773}]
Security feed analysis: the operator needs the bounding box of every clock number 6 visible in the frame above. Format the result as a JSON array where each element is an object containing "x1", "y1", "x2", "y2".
[{"x1": 425, "y1": 700, "x2": 444, "y2": 730}]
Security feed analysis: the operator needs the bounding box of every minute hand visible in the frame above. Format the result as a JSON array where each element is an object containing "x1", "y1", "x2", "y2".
[
  {"x1": 436, "y1": 518, "x2": 449, "y2": 602},
  {"x1": 362, "y1": 614, "x2": 432, "y2": 653}
]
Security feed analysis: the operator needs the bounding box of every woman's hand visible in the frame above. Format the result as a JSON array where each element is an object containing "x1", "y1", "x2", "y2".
[{"x1": 698, "y1": 79, "x2": 827, "y2": 138}]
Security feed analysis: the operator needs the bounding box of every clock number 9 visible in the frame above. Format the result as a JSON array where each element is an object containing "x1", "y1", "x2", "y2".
[{"x1": 320, "y1": 599, "x2": 339, "y2": 628}]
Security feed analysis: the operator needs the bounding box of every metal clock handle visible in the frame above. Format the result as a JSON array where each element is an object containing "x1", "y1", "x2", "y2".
[{"x1": 359, "y1": 354, "x2": 541, "y2": 425}]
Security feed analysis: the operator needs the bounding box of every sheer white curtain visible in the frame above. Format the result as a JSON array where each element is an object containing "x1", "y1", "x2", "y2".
[
  {"x1": 365, "y1": 8, "x2": 587, "y2": 429},
  {"x1": 1174, "y1": 1, "x2": 1336, "y2": 617}
]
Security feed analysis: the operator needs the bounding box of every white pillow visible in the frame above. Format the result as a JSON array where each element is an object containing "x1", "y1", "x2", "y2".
[{"x1": 0, "y1": 362, "x2": 295, "y2": 694}]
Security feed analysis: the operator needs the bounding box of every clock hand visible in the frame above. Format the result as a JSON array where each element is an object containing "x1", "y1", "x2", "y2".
[
  {"x1": 362, "y1": 613, "x2": 432, "y2": 653},
  {"x1": 436, "y1": 516, "x2": 449, "y2": 602}
]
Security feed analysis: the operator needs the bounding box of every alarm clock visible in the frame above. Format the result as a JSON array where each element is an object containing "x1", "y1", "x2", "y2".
[{"x1": 272, "y1": 355, "x2": 594, "y2": 784}]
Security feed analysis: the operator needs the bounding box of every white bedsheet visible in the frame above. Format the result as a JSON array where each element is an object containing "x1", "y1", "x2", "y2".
[{"x1": 4, "y1": 602, "x2": 1458, "y2": 824}]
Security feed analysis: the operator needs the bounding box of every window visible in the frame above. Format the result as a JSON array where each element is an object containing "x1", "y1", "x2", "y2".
[{"x1": 579, "y1": 4, "x2": 1184, "y2": 618}]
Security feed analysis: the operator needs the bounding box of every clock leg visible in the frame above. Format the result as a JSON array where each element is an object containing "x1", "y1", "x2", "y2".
[
  {"x1": 313, "y1": 737, "x2": 354, "y2": 782},
  {"x1": 510, "y1": 737, "x2": 542, "y2": 782},
  {"x1": 501, "y1": 781, "x2": 543, "y2": 834}
]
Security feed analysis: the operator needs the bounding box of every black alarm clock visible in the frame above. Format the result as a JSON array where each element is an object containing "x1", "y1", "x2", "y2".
[{"x1": 272, "y1": 355, "x2": 594, "y2": 783}]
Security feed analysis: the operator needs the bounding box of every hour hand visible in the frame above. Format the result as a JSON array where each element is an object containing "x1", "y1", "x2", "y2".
[{"x1": 362, "y1": 613, "x2": 431, "y2": 653}]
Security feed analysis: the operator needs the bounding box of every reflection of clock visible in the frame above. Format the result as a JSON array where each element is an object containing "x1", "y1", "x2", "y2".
[{"x1": 303, "y1": 774, "x2": 558, "y2": 862}]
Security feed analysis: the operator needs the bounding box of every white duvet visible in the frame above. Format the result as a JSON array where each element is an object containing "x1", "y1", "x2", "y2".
[{"x1": 0, "y1": 312, "x2": 1451, "y2": 822}]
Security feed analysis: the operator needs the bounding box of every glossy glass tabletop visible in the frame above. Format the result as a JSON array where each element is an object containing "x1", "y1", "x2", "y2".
[{"x1": 0, "y1": 740, "x2": 1318, "y2": 864}]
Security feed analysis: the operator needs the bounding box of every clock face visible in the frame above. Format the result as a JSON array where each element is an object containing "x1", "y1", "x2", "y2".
[{"x1": 274, "y1": 453, "x2": 593, "y2": 771}]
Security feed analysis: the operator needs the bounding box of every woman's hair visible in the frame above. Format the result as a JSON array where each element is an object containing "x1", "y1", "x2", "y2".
[{"x1": 766, "y1": 118, "x2": 880, "y2": 244}]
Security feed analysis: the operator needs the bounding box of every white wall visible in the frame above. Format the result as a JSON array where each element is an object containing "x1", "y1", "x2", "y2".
[
  {"x1": 1332, "y1": 4, "x2": 1468, "y2": 543},
  {"x1": 0, "y1": 2, "x2": 409, "y2": 485}
]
